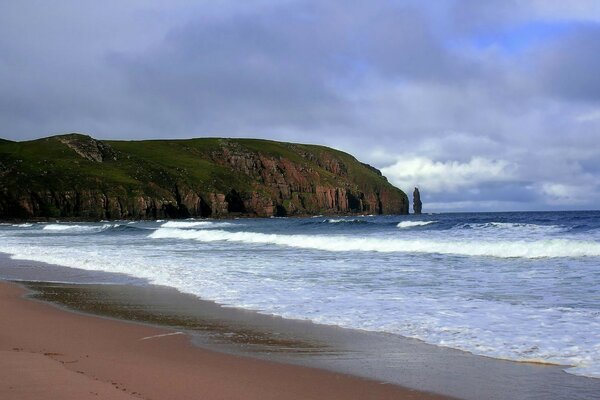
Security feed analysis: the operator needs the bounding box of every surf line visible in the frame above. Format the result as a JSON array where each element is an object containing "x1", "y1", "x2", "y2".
[{"x1": 140, "y1": 332, "x2": 185, "y2": 341}]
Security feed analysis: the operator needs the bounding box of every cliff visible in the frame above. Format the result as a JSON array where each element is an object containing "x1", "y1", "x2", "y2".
[{"x1": 0, "y1": 134, "x2": 408, "y2": 220}]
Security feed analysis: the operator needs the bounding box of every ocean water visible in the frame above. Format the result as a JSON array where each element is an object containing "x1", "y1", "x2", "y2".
[{"x1": 1, "y1": 211, "x2": 599, "y2": 378}]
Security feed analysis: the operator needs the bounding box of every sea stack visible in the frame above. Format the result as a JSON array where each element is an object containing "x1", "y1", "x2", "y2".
[{"x1": 413, "y1": 187, "x2": 422, "y2": 214}]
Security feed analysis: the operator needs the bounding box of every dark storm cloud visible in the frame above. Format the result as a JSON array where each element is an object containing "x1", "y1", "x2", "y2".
[
  {"x1": 1, "y1": 1, "x2": 599, "y2": 210},
  {"x1": 106, "y1": 4, "x2": 348, "y2": 133},
  {"x1": 105, "y1": 1, "x2": 471, "y2": 135}
]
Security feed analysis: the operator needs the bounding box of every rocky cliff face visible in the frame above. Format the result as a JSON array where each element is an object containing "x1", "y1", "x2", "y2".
[{"x1": 0, "y1": 134, "x2": 408, "y2": 220}]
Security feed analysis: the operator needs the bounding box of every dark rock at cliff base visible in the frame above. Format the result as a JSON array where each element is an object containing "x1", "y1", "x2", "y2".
[
  {"x1": 413, "y1": 187, "x2": 422, "y2": 215},
  {"x1": 0, "y1": 134, "x2": 409, "y2": 220}
]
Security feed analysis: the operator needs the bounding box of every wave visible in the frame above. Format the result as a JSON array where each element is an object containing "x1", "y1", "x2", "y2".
[
  {"x1": 397, "y1": 221, "x2": 436, "y2": 228},
  {"x1": 324, "y1": 218, "x2": 369, "y2": 224},
  {"x1": 98, "y1": 224, "x2": 152, "y2": 234},
  {"x1": 300, "y1": 218, "x2": 370, "y2": 226},
  {"x1": 149, "y1": 228, "x2": 600, "y2": 258},
  {"x1": 456, "y1": 222, "x2": 562, "y2": 233},
  {"x1": 160, "y1": 221, "x2": 234, "y2": 229},
  {"x1": 41, "y1": 223, "x2": 126, "y2": 233},
  {"x1": 11, "y1": 221, "x2": 231, "y2": 234},
  {"x1": 42, "y1": 224, "x2": 94, "y2": 231}
]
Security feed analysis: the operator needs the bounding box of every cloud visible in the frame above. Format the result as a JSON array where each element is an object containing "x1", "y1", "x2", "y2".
[
  {"x1": 381, "y1": 156, "x2": 516, "y2": 193},
  {"x1": 105, "y1": 3, "x2": 349, "y2": 135},
  {"x1": 0, "y1": 1, "x2": 599, "y2": 211},
  {"x1": 450, "y1": 0, "x2": 600, "y2": 34},
  {"x1": 576, "y1": 109, "x2": 600, "y2": 122},
  {"x1": 530, "y1": 25, "x2": 600, "y2": 102},
  {"x1": 526, "y1": 0, "x2": 600, "y2": 23},
  {"x1": 540, "y1": 183, "x2": 583, "y2": 204}
]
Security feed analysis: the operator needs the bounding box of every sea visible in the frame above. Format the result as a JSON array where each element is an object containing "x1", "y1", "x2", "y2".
[{"x1": 1, "y1": 211, "x2": 599, "y2": 379}]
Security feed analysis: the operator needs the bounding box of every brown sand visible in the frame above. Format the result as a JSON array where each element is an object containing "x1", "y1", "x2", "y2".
[{"x1": 0, "y1": 281, "x2": 451, "y2": 400}]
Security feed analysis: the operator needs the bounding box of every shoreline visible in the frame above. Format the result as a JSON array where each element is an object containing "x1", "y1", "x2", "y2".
[
  {"x1": 0, "y1": 279, "x2": 449, "y2": 400},
  {"x1": 2, "y1": 255, "x2": 600, "y2": 399},
  {"x1": 0, "y1": 212, "x2": 398, "y2": 224}
]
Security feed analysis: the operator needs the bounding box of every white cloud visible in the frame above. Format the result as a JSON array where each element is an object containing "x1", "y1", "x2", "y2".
[
  {"x1": 540, "y1": 182, "x2": 592, "y2": 205},
  {"x1": 576, "y1": 109, "x2": 600, "y2": 123},
  {"x1": 381, "y1": 156, "x2": 516, "y2": 194},
  {"x1": 526, "y1": 0, "x2": 600, "y2": 23}
]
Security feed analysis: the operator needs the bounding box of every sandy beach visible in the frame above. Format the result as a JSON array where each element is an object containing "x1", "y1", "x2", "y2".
[{"x1": 0, "y1": 280, "x2": 450, "y2": 400}]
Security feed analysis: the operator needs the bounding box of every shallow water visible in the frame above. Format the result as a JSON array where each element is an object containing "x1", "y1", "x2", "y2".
[
  {"x1": 1, "y1": 211, "x2": 599, "y2": 377},
  {"x1": 18, "y1": 280, "x2": 600, "y2": 400}
]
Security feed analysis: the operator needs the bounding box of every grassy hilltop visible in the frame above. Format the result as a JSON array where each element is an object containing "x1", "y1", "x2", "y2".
[{"x1": 0, "y1": 134, "x2": 408, "y2": 220}]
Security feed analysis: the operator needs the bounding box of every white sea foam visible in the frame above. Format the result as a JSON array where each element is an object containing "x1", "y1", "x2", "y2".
[
  {"x1": 160, "y1": 221, "x2": 233, "y2": 229},
  {"x1": 2, "y1": 215, "x2": 600, "y2": 379},
  {"x1": 149, "y1": 228, "x2": 600, "y2": 258},
  {"x1": 325, "y1": 218, "x2": 365, "y2": 224},
  {"x1": 1, "y1": 233, "x2": 599, "y2": 377},
  {"x1": 397, "y1": 221, "x2": 436, "y2": 228},
  {"x1": 458, "y1": 222, "x2": 562, "y2": 233},
  {"x1": 11, "y1": 223, "x2": 33, "y2": 227},
  {"x1": 42, "y1": 224, "x2": 116, "y2": 233}
]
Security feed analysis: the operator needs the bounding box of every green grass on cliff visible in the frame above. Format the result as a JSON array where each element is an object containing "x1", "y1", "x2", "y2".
[
  {"x1": 0, "y1": 136, "x2": 138, "y2": 190},
  {"x1": 107, "y1": 139, "x2": 250, "y2": 192},
  {"x1": 0, "y1": 133, "x2": 405, "y2": 203}
]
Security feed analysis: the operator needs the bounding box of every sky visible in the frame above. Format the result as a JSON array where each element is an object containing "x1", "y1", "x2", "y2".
[{"x1": 1, "y1": 1, "x2": 599, "y2": 212}]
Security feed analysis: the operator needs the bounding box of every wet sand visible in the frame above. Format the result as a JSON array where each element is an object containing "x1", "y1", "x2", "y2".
[
  {"x1": 2, "y1": 254, "x2": 600, "y2": 399},
  {"x1": 18, "y1": 280, "x2": 600, "y2": 400},
  {"x1": 0, "y1": 280, "x2": 450, "y2": 400}
]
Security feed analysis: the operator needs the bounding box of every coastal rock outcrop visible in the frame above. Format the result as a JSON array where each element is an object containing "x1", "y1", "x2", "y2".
[
  {"x1": 0, "y1": 134, "x2": 409, "y2": 220},
  {"x1": 413, "y1": 187, "x2": 422, "y2": 214}
]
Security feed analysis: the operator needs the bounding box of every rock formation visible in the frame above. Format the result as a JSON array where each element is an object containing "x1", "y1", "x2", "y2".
[
  {"x1": 0, "y1": 134, "x2": 409, "y2": 220},
  {"x1": 413, "y1": 187, "x2": 422, "y2": 214}
]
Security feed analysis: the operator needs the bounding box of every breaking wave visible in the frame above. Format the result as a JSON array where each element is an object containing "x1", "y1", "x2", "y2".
[
  {"x1": 324, "y1": 218, "x2": 369, "y2": 224},
  {"x1": 149, "y1": 228, "x2": 600, "y2": 258},
  {"x1": 456, "y1": 222, "x2": 563, "y2": 233},
  {"x1": 397, "y1": 221, "x2": 436, "y2": 228},
  {"x1": 160, "y1": 221, "x2": 234, "y2": 229},
  {"x1": 42, "y1": 224, "x2": 117, "y2": 233}
]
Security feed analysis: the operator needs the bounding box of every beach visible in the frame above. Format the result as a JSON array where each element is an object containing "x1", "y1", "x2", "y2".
[
  {"x1": 2, "y1": 213, "x2": 600, "y2": 399},
  {"x1": 0, "y1": 280, "x2": 450, "y2": 400},
  {"x1": 2, "y1": 275, "x2": 600, "y2": 400}
]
